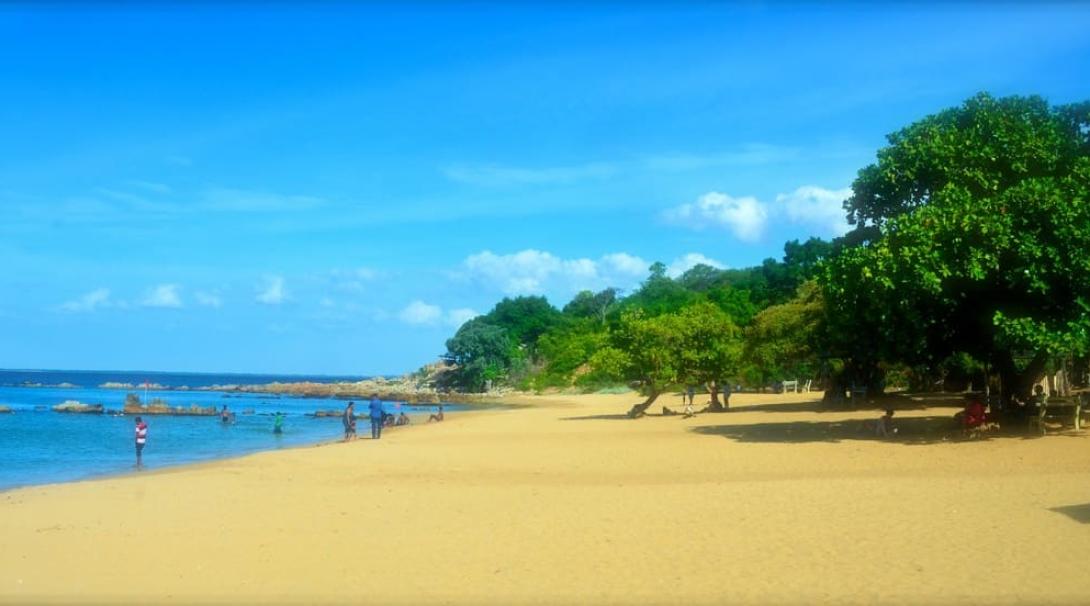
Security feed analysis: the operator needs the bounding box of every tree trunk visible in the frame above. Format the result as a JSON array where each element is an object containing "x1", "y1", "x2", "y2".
[
  {"x1": 627, "y1": 389, "x2": 660, "y2": 418},
  {"x1": 705, "y1": 381, "x2": 726, "y2": 412},
  {"x1": 994, "y1": 350, "x2": 1049, "y2": 405}
]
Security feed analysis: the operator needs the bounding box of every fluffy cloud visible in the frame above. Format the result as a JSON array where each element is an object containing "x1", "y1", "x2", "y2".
[
  {"x1": 775, "y1": 186, "x2": 853, "y2": 236},
  {"x1": 460, "y1": 249, "x2": 645, "y2": 296},
  {"x1": 141, "y1": 284, "x2": 183, "y2": 308},
  {"x1": 601, "y1": 252, "x2": 650, "y2": 277},
  {"x1": 58, "y1": 288, "x2": 112, "y2": 313},
  {"x1": 256, "y1": 276, "x2": 287, "y2": 305},
  {"x1": 398, "y1": 301, "x2": 479, "y2": 328},
  {"x1": 446, "y1": 307, "x2": 479, "y2": 328},
  {"x1": 667, "y1": 253, "x2": 725, "y2": 278},
  {"x1": 665, "y1": 185, "x2": 853, "y2": 241},
  {"x1": 456, "y1": 249, "x2": 729, "y2": 298},
  {"x1": 663, "y1": 191, "x2": 768, "y2": 242},
  {"x1": 399, "y1": 300, "x2": 443, "y2": 325}
]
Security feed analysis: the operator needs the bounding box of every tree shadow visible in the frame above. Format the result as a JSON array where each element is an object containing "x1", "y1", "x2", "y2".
[
  {"x1": 1050, "y1": 503, "x2": 1090, "y2": 524},
  {"x1": 690, "y1": 416, "x2": 964, "y2": 445}
]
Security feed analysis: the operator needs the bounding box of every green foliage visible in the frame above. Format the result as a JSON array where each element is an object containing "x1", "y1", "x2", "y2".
[
  {"x1": 743, "y1": 281, "x2": 825, "y2": 387},
  {"x1": 825, "y1": 92, "x2": 1090, "y2": 392},
  {"x1": 562, "y1": 288, "x2": 618, "y2": 323},
  {"x1": 675, "y1": 301, "x2": 743, "y2": 387},
  {"x1": 483, "y1": 296, "x2": 563, "y2": 348},
  {"x1": 443, "y1": 318, "x2": 517, "y2": 392}
]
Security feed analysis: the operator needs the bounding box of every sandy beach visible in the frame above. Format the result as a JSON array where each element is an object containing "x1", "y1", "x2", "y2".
[{"x1": 3, "y1": 391, "x2": 1090, "y2": 605}]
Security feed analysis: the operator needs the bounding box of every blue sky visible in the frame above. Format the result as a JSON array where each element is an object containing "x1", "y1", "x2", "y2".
[{"x1": 2, "y1": 3, "x2": 1088, "y2": 375}]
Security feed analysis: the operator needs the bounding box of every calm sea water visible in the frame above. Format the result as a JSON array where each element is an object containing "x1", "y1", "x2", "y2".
[{"x1": 0, "y1": 369, "x2": 455, "y2": 491}]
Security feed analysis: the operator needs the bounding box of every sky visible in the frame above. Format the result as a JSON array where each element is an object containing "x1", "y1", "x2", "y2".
[{"x1": 2, "y1": 3, "x2": 1089, "y2": 376}]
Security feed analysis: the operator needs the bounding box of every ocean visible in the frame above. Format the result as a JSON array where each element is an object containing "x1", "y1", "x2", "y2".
[{"x1": 0, "y1": 369, "x2": 454, "y2": 491}]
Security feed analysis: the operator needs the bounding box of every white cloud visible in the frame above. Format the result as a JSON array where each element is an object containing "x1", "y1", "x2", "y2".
[
  {"x1": 256, "y1": 276, "x2": 287, "y2": 305},
  {"x1": 141, "y1": 284, "x2": 183, "y2": 308},
  {"x1": 396, "y1": 302, "x2": 478, "y2": 329},
  {"x1": 195, "y1": 291, "x2": 223, "y2": 308},
  {"x1": 664, "y1": 185, "x2": 853, "y2": 241},
  {"x1": 776, "y1": 185, "x2": 853, "y2": 236},
  {"x1": 667, "y1": 253, "x2": 726, "y2": 278},
  {"x1": 399, "y1": 300, "x2": 443, "y2": 325},
  {"x1": 663, "y1": 191, "x2": 768, "y2": 242},
  {"x1": 446, "y1": 307, "x2": 479, "y2": 328},
  {"x1": 456, "y1": 249, "x2": 725, "y2": 298},
  {"x1": 58, "y1": 288, "x2": 112, "y2": 313},
  {"x1": 601, "y1": 253, "x2": 650, "y2": 277}
]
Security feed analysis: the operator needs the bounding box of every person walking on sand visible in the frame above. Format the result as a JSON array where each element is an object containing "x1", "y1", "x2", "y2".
[
  {"x1": 369, "y1": 396, "x2": 384, "y2": 440},
  {"x1": 343, "y1": 402, "x2": 357, "y2": 441},
  {"x1": 134, "y1": 416, "x2": 148, "y2": 469},
  {"x1": 686, "y1": 386, "x2": 695, "y2": 407}
]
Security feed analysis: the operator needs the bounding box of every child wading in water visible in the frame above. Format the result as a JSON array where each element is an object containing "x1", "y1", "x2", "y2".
[{"x1": 134, "y1": 416, "x2": 148, "y2": 469}]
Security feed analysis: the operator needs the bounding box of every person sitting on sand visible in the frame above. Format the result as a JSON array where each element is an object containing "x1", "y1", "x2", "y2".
[
  {"x1": 383, "y1": 412, "x2": 395, "y2": 427},
  {"x1": 875, "y1": 409, "x2": 896, "y2": 438},
  {"x1": 396, "y1": 412, "x2": 410, "y2": 426},
  {"x1": 662, "y1": 406, "x2": 678, "y2": 416},
  {"x1": 428, "y1": 404, "x2": 444, "y2": 423},
  {"x1": 955, "y1": 395, "x2": 989, "y2": 431}
]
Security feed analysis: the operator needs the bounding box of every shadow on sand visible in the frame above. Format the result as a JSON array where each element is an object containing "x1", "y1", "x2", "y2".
[
  {"x1": 690, "y1": 416, "x2": 963, "y2": 445},
  {"x1": 1050, "y1": 503, "x2": 1090, "y2": 524}
]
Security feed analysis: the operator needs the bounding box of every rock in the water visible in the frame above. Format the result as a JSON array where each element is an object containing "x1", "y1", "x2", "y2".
[{"x1": 52, "y1": 400, "x2": 104, "y2": 414}]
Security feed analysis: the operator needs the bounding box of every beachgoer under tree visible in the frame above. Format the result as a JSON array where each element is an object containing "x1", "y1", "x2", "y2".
[
  {"x1": 343, "y1": 402, "x2": 357, "y2": 441},
  {"x1": 686, "y1": 386, "x2": 695, "y2": 407},
  {"x1": 875, "y1": 409, "x2": 896, "y2": 438},
  {"x1": 369, "y1": 396, "x2": 384, "y2": 439},
  {"x1": 134, "y1": 416, "x2": 148, "y2": 469}
]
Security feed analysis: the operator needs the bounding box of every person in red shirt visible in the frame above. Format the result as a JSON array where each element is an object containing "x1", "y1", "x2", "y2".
[{"x1": 134, "y1": 416, "x2": 148, "y2": 469}]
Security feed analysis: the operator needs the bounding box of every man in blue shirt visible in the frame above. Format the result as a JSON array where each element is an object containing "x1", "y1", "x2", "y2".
[{"x1": 368, "y1": 396, "x2": 384, "y2": 440}]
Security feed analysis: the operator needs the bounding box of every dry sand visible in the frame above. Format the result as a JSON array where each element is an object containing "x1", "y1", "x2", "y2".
[{"x1": 2, "y1": 391, "x2": 1090, "y2": 605}]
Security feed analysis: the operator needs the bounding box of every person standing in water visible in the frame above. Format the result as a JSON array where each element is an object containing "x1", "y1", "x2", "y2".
[
  {"x1": 369, "y1": 396, "x2": 384, "y2": 440},
  {"x1": 134, "y1": 416, "x2": 148, "y2": 469},
  {"x1": 343, "y1": 402, "x2": 357, "y2": 441},
  {"x1": 273, "y1": 412, "x2": 284, "y2": 435}
]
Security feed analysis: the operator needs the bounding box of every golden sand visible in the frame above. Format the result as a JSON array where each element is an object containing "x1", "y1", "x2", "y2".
[{"x1": 2, "y1": 391, "x2": 1089, "y2": 605}]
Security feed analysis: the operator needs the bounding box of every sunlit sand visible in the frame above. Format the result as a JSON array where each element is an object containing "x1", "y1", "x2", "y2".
[{"x1": 3, "y1": 391, "x2": 1089, "y2": 604}]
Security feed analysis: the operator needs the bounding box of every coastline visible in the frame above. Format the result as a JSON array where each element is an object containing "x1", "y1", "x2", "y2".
[{"x1": 3, "y1": 391, "x2": 1089, "y2": 604}]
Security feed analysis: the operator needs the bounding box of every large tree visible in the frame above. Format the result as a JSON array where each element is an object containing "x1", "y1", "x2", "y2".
[
  {"x1": 825, "y1": 93, "x2": 1090, "y2": 401},
  {"x1": 676, "y1": 302, "x2": 743, "y2": 411}
]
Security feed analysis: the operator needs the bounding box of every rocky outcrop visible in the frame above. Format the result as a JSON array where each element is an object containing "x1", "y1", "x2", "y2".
[
  {"x1": 0, "y1": 405, "x2": 12, "y2": 413},
  {"x1": 53, "y1": 400, "x2": 104, "y2": 414}
]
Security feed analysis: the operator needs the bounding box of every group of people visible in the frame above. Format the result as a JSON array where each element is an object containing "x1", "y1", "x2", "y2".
[
  {"x1": 343, "y1": 398, "x2": 443, "y2": 441},
  {"x1": 130, "y1": 396, "x2": 446, "y2": 468}
]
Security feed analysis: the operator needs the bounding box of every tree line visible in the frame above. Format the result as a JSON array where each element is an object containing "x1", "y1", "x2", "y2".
[{"x1": 435, "y1": 93, "x2": 1090, "y2": 414}]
